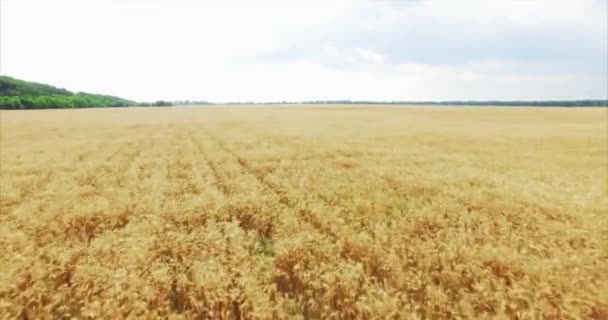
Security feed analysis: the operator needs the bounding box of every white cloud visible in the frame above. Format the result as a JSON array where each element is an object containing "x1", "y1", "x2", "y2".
[
  {"x1": 0, "y1": 0, "x2": 605, "y2": 102},
  {"x1": 356, "y1": 49, "x2": 385, "y2": 65}
]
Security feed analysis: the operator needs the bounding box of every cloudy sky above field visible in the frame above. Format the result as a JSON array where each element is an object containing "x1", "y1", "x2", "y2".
[{"x1": 1, "y1": 0, "x2": 606, "y2": 102}]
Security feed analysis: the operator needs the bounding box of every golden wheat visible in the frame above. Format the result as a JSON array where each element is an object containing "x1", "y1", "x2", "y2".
[{"x1": 0, "y1": 106, "x2": 606, "y2": 319}]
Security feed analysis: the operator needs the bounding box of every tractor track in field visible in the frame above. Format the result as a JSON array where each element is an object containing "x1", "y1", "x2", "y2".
[
  {"x1": 7, "y1": 134, "x2": 153, "y2": 249},
  {"x1": 206, "y1": 127, "x2": 348, "y2": 214},
  {"x1": 204, "y1": 130, "x2": 340, "y2": 241},
  {"x1": 0, "y1": 131, "x2": 143, "y2": 215},
  {"x1": 204, "y1": 130, "x2": 397, "y2": 285},
  {"x1": 218, "y1": 128, "x2": 436, "y2": 219},
  {"x1": 187, "y1": 129, "x2": 231, "y2": 196},
  {"x1": 206, "y1": 133, "x2": 291, "y2": 204},
  {"x1": 206, "y1": 126, "x2": 352, "y2": 210},
  {"x1": 77, "y1": 134, "x2": 149, "y2": 197},
  {"x1": 73, "y1": 130, "x2": 132, "y2": 162},
  {"x1": 62, "y1": 135, "x2": 153, "y2": 244},
  {"x1": 226, "y1": 131, "x2": 352, "y2": 207}
]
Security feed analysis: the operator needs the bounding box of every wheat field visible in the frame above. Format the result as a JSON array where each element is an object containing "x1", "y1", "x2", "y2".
[{"x1": 0, "y1": 106, "x2": 606, "y2": 319}]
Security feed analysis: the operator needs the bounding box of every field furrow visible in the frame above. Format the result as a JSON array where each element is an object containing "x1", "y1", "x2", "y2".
[{"x1": 187, "y1": 128, "x2": 232, "y2": 197}]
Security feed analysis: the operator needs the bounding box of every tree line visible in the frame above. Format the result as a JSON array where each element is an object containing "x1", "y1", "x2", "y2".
[
  {"x1": 290, "y1": 100, "x2": 608, "y2": 107},
  {"x1": 2, "y1": 75, "x2": 605, "y2": 109},
  {"x1": 0, "y1": 76, "x2": 173, "y2": 109},
  {"x1": 178, "y1": 100, "x2": 607, "y2": 106}
]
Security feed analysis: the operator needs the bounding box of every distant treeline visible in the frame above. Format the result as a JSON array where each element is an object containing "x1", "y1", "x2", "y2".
[
  {"x1": 175, "y1": 100, "x2": 607, "y2": 107},
  {"x1": 2, "y1": 75, "x2": 605, "y2": 109},
  {"x1": 138, "y1": 100, "x2": 173, "y2": 107},
  {"x1": 0, "y1": 94, "x2": 135, "y2": 109},
  {"x1": 0, "y1": 76, "x2": 173, "y2": 109},
  {"x1": 253, "y1": 100, "x2": 608, "y2": 107},
  {"x1": 172, "y1": 100, "x2": 212, "y2": 105}
]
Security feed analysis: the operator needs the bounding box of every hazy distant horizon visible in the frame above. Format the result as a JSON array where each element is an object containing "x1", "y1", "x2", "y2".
[{"x1": 1, "y1": 0, "x2": 606, "y2": 102}]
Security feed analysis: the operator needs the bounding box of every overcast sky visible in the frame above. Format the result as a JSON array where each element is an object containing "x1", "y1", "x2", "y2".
[{"x1": 1, "y1": 0, "x2": 606, "y2": 102}]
